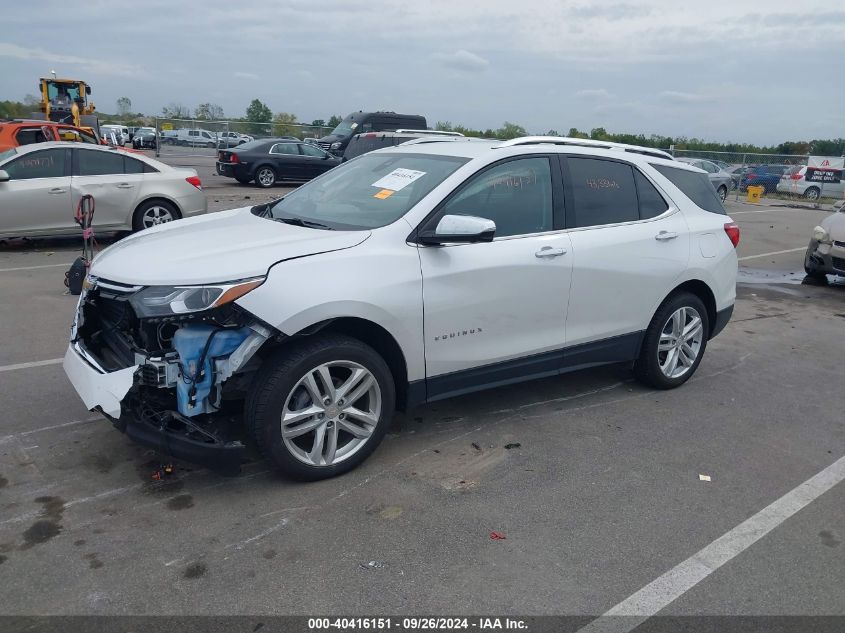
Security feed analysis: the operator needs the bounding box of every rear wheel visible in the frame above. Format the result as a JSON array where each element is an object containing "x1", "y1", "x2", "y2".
[
  {"x1": 717, "y1": 185, "x2": 727, "y2": 203},
  {"x1": 254, "y1": 165, "x2": 277, "y2": 188},
  {"x1": 132, "y1": 200, "x2": 180, "y2": 231},
  {"x1": 804, "y1": 186, "x2": 821, "y2": 201},
  {"x1": 246, "y1": 335, "x2": 395, "y2": 480},
  {"x1": 634, "y1": 292, "x2": 709, "y2": 390}
]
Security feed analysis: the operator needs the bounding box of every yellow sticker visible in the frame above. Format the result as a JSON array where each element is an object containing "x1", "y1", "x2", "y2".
[{"x1": 374, "y1": 189, "x2": 394, "y2": 199}]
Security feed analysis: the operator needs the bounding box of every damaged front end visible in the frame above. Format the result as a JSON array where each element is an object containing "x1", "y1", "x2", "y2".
[{"x1": 65, "y1": 276, "x2": 276, "y2": 474}]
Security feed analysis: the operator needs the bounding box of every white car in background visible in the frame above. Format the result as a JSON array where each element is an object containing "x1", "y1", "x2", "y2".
[
  {"x1": 64, "y1": 136, "x2": 738, "y2": 480},
  {"x1": 777, "y1": 166, "x2": 845, "y2": 201},
  {"x1": 217, "y1": 131, "x2": 254, "y2": 148},
  {"x1": 0, "y1": 142, "x2": 207, "y2": 237}
]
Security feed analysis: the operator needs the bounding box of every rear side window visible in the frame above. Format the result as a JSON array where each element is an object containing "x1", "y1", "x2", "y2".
[
  {"x1": 635, "y1": 170, "x2": 669, "y2": 219},
  {"x1": 77, "y1": 150, "x2": 125, "y2": 176},
  {"x1": 15, "y1": 127, "x2": 52, "y2": 145},
  {"x1": 568, "y1": 157, "x2": 638, "y2": 227},
  {"x1": 652, "y1": 164, "x2": 725, "y2": 215}
]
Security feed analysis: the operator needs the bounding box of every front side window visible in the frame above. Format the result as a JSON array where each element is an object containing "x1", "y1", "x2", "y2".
[
  {"x1": 300, "y1": 143, "x2": 327, "y2": 158},
  {"x1": 4, "y1": 149, "x2": 67, "y2": 180},
  {"x1": 435, "y1": 157, "x2": 553, "y2": 237},
  {"x1": 568, "y1": 157, "x2": 638, "y2": 227},
  {"x1": 652, "y1": 164, "x2": 725, "y2": 215},
  {"x1": 77, "y1": 149, "x2": 125, "y2": 176},
  {"x1": 264, "y1": 153, "x2": 468, "y2": 230}
]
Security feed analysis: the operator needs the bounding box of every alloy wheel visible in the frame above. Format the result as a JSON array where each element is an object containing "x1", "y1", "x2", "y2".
[
  {"x1": 281, "y1": 361, "x2": 382, "y2": 467},
  {"x1": 658, "y1": 307, "x2": 704, "y2": 379},
  {"x1": 257, "y1": 168, "x2": 275, "y2": 187},
  {"x1": 142, "y1": 205, "x2": 175, "y2": 228}
]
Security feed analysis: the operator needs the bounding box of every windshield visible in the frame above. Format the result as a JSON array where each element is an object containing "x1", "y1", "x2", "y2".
[
  {"x1": 0, "y1": 148, "x2": 18, "y2": 163},
  {"x1": 264, "y1": 153, "x2": 469, "y2": 230},
  {"x1": 330, "y1": 118, "x2": 358, "y2": 137}
]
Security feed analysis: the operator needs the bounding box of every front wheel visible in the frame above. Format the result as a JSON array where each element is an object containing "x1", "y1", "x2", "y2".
[
  {"x1": 634, "y1": 292, "x2": 709, "y2": 390},
  {"x1": 254, "y1": 165, "x2": 277, "y2": 188},
  {"x1": 246, "y1": 335, "x2": 396, "y2": 480}
]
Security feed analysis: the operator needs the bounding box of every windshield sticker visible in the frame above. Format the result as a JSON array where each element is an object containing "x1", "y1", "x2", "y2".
[
  {"x1": 371, "y1": 168, "x2": 426, "y2": 192},
  {"x1": 350, "y1": 122, "x2": 358, "y2": 130},
  {"x1": 374, "y1": 189, "x2": 394, "y2": 200}
]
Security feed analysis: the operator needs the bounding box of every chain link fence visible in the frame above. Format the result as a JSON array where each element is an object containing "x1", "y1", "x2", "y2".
[
  {"x1": 151, "y1": 117, "x2": 333, "y2": 158},
  {"x1": 670, "y1": 148, "x2": 844, "y2": 206}
]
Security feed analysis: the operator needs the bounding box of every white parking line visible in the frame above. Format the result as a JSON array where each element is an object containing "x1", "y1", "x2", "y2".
[
  {"x1": 0, "y1": 262, "x2": 72, "y2": 273},
  {"x1": 737, "y1": 247, "x2": 805, "y2": 261},
  {"x1": 578, "y1": 454, "x2": 845, "y2": 633},
  {"x1": 0, "y1": 358, "x2": 64, "y2": 373}
]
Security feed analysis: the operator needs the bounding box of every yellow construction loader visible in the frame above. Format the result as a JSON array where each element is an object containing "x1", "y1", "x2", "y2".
[{"x1": 31, "y1": 76, "x2": 99, "y2": 135}]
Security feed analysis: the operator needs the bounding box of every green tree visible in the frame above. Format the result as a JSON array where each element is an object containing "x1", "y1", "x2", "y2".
[
  {"x1": 568, "y1": 127, "x2": 588, "y2": 138},
  {"x1": 590, "y1": 127, "x2": 608, "y2": 140},
  {"x1": 246, "y1": 99, "x2": 273, "y2": 134},
  {"x1": 546, "y1": 129, "x2": 560, "y2": 136},
  {"x1": 494, "y1": 121, "x2": 527, "y2": 140},
  {"x1": 161, "y1": 103, "x2": 191, "y2": 119},
  {"x1": 310, "y1": 119, "x2": 325, "y2": 127},
  {"x1": 327, "y1": 114, "x2": 343, "y2": 128},
  {"x1": 116, "y1": 97, "x2": 132, "y2": 118},
  {"x1": 436, "y1": 121, "x2": 453, "y2": 131},
  {"x1": 272, "y1": 112, "x2": 299, "y2": 137}
]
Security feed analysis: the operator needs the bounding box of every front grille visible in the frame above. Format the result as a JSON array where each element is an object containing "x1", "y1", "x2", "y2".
[
  {"x1": 78, "y1": 278, "x2": 141, "y2": 371},
  {"x1": 317, "y1": 142, "x2": 331, "y2": 151},
  {"x1": 832, "y1": 257, "x2": 845, "y2": 272}
]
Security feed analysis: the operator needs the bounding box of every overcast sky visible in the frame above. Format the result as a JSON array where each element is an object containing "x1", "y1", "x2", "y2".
[{"x1": 2, "y1": 0, "x2": 844, "y2": 145}]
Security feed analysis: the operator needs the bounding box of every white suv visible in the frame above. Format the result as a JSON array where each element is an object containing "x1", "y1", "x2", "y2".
[{"x1": 64, "y1": 136, "x2": 738, "y2": 480}]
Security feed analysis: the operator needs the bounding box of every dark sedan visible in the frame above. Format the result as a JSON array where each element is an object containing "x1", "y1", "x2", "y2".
[{"x1": 216, "y1": 139, "x2": 341, "y2": 187}]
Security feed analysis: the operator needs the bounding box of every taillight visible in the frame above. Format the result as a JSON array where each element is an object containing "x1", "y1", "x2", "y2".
[
  {"x1": 186, "y1": 176, "x2": 202, "y2": 190},
  {"x1": 790, "y1": 172, "x2": 802, "y2": 180},
  {"x1": 724, "y1": 222, "x2": 740, "y2": 248},
  {"x1": 746, "y1": 172, "x2": 756, "y2": 180},
  {"x1": 230, "y1": 153, "x2": 239, "y2": 164}
]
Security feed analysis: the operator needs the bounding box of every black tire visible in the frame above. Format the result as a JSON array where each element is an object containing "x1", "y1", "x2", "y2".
[
  {"x1": 633, "y1": 292, "x2": 709, "y2": 390},
  {"x1": 235, "y1": 175, "x2": 252, "y2": 185},
  {"x1": 804, "y1": 187, "x2": 821, "y2": 201},
  {"x1": 132, "y1": 199, "x2": 181, "y2": 232},
  {"x1": 245, "y1": 335, "x2": 396, "y2": 481},
  {"x1": 253, "y1": 165, "x2": 277, "y2": 188},
  {"x1": 717, "y1": 185, "x2": 727, "y2": 203}
]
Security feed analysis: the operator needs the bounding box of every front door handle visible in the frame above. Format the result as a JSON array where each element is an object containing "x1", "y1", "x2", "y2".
[
  {"x1": 48, "y1": 188, "x2": 67, "y2": 194},
  {"x1": 535, "y1": 246, "x2": 567, "y2": 258},
  {"x1": 116, "y1": 183, "x2": 134, "y2": 189},
  {"x1": 655, "y1": 231, "x2": 679, "y2": 241}
]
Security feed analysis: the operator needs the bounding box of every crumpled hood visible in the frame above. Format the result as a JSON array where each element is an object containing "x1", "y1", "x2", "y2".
[{"x1": 90, "y1": 207, "x2": 370, "y2": 285}]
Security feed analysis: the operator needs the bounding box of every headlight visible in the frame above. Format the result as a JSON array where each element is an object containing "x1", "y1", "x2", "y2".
[
  {"x1": 330, "y1": 142, "x2": 341, "y2": 150},
  {"x1": 130, "y1": 277, "x2": 264, "y2": 318},
  {"x1": 812, "y1": 225, "x2": 830, "y2": 243}
]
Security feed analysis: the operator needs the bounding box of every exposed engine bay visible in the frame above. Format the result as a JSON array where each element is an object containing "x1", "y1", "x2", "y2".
[{"x1": 70, "y1": 276, "x2": 276, "y2": 473}]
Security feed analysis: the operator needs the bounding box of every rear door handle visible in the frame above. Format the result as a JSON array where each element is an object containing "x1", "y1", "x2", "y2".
[
  {"x1": 116, "y1": 183, "x2": 134, "y2": 189},
  {"x1": 48, "y1": 188, "x2": 67, "y2": 194},
  {"x1": 655, "y1": 231, "x2": 679, "y2": 241},
  {"x1": 535, "y1": 246, "x2": 567, "y2": 258}
]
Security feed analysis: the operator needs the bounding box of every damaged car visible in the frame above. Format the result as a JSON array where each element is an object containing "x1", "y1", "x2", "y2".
[
  {"x1": 804, "y1": 207, "x2": 845, "y2": 279},
  {"x1": 64, "y1": 136, "x2": 738, "y2": 480}
]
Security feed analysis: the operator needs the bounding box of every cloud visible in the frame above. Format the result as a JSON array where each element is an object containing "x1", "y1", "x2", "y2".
[
  {"x1": 659, "y1": 91, "x2": 718, "y2": 104},
  {"x1": 569, "y1": 3, "x2": 651, "y2": 20},
  {"x1": 0, "y1": 42, "x2": 139, "y2": 75},
  {"x1": 576, "y1": 89, "x2": 611, "y2": 99},
  {"x1": 233, "y1": 71, "x2": 259, "y2": 80},
  {"x1": 431, "y1": 49, "x2": 489, "y2": 72}
]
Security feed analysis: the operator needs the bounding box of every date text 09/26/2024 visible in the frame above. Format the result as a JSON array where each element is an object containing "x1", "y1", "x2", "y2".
[{"x1": 308, "y1": 617, "x2": 528, "y2": 630}]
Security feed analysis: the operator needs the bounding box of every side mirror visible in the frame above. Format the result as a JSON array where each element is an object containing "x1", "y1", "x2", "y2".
[
  {"x1": 0, "y1": 170, "x2": 9, "y2": 183},
  {"x1": 418, "y1": 214, "x2": 496, "y2": 245}
]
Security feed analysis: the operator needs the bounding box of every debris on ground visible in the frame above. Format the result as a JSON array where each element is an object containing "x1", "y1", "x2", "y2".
[
  {"x1": 504, "y1": 443, "x2": 521, "y2": 450},
  {"x1": 490, "y1": 531, "x2": 507, "y2": 540},
  {"x1": 359, "y1": 560, "x2": 385, "y2": 570},
  {"x1": 699, "y1": 474, "x2": 712, "y2": 482},
  {"x1": 471, "y1": 442, "x2": 481, "y2": 451},
  {"x1": 151, "y1": 464, "x2": 175, "y2": 480}
]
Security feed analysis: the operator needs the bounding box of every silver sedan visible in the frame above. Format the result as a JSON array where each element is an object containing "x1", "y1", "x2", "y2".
[
  {"x1": 0, "y1": 142, "x2": 207, "y2": 239},
  {"x1": 676, "y1": 158, "x2": 733, "y2": 203},
  {"x1": 805, "y1": 208, "x2": 845, "y2": 279}
]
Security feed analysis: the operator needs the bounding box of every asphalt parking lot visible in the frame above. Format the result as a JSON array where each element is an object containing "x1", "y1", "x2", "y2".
[{"x1": 0, "y1": 161, "x2": 843, "y2": 626}]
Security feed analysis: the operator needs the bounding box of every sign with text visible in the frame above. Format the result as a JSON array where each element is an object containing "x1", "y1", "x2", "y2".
[{"x1": 806, "y1": 156, "x2": 843, "y2": 184}]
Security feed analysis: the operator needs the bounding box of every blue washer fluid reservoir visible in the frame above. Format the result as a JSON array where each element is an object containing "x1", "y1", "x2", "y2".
[{"x1": 172, "y1": 325, "x2": 251, "y2": 417}]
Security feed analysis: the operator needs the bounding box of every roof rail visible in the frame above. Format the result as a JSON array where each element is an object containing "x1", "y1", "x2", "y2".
[
  {"x1": 495, "y1": 136, "x2": 673, "y2": 160},
  {"x1": 394, "y1": 129, "x2": 465, "y2": 137}
]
